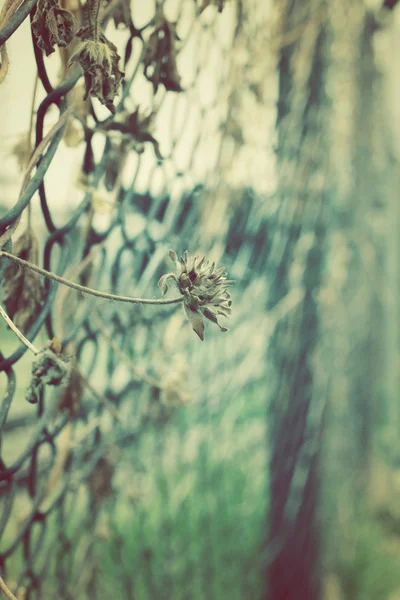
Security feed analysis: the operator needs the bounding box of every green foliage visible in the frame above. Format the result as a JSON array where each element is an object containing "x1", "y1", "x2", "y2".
[{"x1": 335, "y1": 520, "x2": 400, "y2": 600}]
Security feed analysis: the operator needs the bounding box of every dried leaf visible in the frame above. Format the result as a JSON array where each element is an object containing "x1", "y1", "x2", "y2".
[
  {"x1": 0, "y1": 44, "x2": 9, "y2": 86},
  {"x1": 59, "y1": 363, "x2": 83, "y2": 418},
  {"x1": 3, "y1": 229, "x2": 45, "y2": 334},
  {"x1": 143, "y1": 14, "x2": 183, "y2": 94},
  {"x1": 112, "y1": 0, "x2": 132, "y2": 29},
  {"x1": 11, "y1": 133, "x2": 31, "y2": 171},
  {"x1": 196, "y1": 0, "x2": 228, "y2": 13},
  {"x1": 101, "y1": 109, "x2": 162, "y2": 159},
  {"x1": 158, "y1": 272, "x2": 176, "y2": 296},
  {"x1": 68, "y1": 28, "x2": 124, "y2": 114},
  {"x1": 87, "y1": 456, "x2": 114, "y2": 502},
  {"x1": 184, "y1": 304, "x2": 205, "y2": 341},
  {"x1": 32, "y1": 0, "x2": 76, "y2": 56}
]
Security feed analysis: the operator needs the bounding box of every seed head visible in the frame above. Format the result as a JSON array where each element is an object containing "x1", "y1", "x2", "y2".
[{"x1": 159, "y1": 250, "x2": 234, "y2": 341}]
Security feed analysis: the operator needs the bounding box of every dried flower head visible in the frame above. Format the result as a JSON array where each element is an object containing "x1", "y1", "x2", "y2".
[
  {"x1": 143, "y1": 14, "x2": 183, "y2": 94},
  {"x1": 101, "y1": 108, "x2": 162, "y2": 160},
  {"x1": 32, "y1": 0, "x2": 76, "y2": 56},
  {"x1": 159, "y1": 250, "x2": 233, "y2": 341},
  {"x1": 68, "y1": 28, "x2": 124, "y2": 114}
]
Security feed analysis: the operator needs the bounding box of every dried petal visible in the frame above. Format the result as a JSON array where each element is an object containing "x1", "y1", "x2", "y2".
[
  {"x1": 184, "y1": 304, "x2": 205, "y2": 341},
  {"x1": 101, "y1": 108, "x2": 162, "y2": 159},
  {"x1": 32, "y1": 0, "x2": 76, "y2": 56},
  {"x1": 68, "y1": 29, "x2": 124, "y2": 114},
  {"x1": 158, "y1": 273, "x2": 176, "y2": 296},
  {"x1": 59, "y1": 363, "x2": 83, "y2": 418},
  {"x1": 143, "y1": 14, "x2": 183, "y2": 93}
]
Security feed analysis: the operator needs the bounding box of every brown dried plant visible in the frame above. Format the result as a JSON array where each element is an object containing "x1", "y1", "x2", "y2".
[
  {"x1": 2, "y1": 228, "x2": 45, "y2": 334},
  {"x1": 101, "y1": 108, "x2": 162, "y2": 160},
  {"x1": 159, "y1": 250, "x2": 233, "y2": 340},
  {"x1": 196, "y1": 0, "x2": 228, "y2": 13},
  {"x1": 143, "y1": 11, "x2": 183, "y2": 94},
  {"x1": 32, "y1": 0, "x2": 76, "y2": 56},
  {"x1": 68, "y1": 26, "x2": 124, "y2": 113}
]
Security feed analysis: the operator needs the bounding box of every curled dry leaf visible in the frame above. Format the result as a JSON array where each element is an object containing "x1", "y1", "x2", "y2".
[
  {"x1": 101, "y1": 108, "x2": 162, "y2": 160},
  {"x1": 2, "y1": 229, "x2": 45, "y2": 334},
  {"x1": 32, "y1": 0, "x2": 76, "y2": 56},
  {"x1": 68, "y1": 27, "x2": 124, "y2": 114},
  {"x1": 143, "y1": 13, "x2": 183, "y2": 94}
]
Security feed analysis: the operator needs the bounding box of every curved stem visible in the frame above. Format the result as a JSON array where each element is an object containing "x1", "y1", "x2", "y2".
[
  {"x1": 0, "y1": 251, "x2": 184, "y2": 306},
  {"x1": 0, "y1": 304, "x2": 39, "y2": 355},
  {"x1": 87, "y1": 0, "x2": 101, "y2": 40}
]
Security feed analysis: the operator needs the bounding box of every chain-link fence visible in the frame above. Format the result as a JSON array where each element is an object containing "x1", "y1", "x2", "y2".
[
  {"x1": 0, "y1": 1, "x2": 272, "y2": 598},
  {"x1": 2, "y1": 1, "x2": 400, "y2": 599}
]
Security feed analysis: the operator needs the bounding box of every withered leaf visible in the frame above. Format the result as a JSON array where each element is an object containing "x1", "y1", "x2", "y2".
[
  {"x1": 32, "y1": 0, "x2": 76, "y2": 56},
  {"x1": 3, "y1": 229, "x2": 45, "y2": 334},
  {"x1": 87, "y1": 456, "x2": 114, "y2": 502},
  {"x1": 143, "y1": 15, "x2": 183, "y2": 94},
  {"x1": 68, "y1": 28, "x2": 125, "y2": 114},
  {"x1": 101, "y1": 109, "x2": 162, "y2": 160},
  {"x1": 112, "y1": 0, "x2": 132, "y2": 29},
  {"x1": 26, "y1": 346, "x2": 70, "y2": 404},
  {"x1": 58, "y1": 363, "x2": 83, "y2": 418}
]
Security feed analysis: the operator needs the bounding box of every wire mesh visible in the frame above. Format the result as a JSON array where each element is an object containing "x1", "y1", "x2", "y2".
[{"x1": 0, "y1": 1, "x2": 271, "y2": 598}]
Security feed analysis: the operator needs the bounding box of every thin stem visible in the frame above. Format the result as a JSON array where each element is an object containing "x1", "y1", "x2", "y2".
[
  {"x1": 0, "y1": 304, "x2": 39, "y2": 355},
  {"x1": 0, "y1": 251, "x2": 184, "y2": 307},
  {"x1": 87, "y1": 0, "x2": 101, "y2": 40},
  {"x1": 0, "y1": 576, "x2": 17, "y2": 600}
]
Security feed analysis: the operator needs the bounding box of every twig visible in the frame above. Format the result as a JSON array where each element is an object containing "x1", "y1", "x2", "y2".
[
  {"x1": 0, "y1": 575, "x2": 18, "y2": 600},
  {"x1": 0, "y1": 304, "x2": 39, "y2": 355},
  {"x1": 0, "y1": 251, "x2": 184, "y2": 307}
]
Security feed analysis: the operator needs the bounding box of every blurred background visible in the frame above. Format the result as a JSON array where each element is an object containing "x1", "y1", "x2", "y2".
[{"x1": 0, "y1": 0, "x2": 399, "y2": 598}]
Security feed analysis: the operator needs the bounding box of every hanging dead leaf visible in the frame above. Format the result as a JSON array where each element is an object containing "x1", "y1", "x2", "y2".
[
  {"x1": 2, "y1": 229, "x2": 45, "y2": 334},
  {"x1": 112, "y1": 0, "x2": 132, "y2": 29},
  {"x1": 68, "y1": 27, "x2": 125, "y2": 114},
  {"x1": 143, "y1": 13, "x2": 183, "y2": 94},
  {"x1": 32, "y1": 0, "x2": 76, "y2": 56}
]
